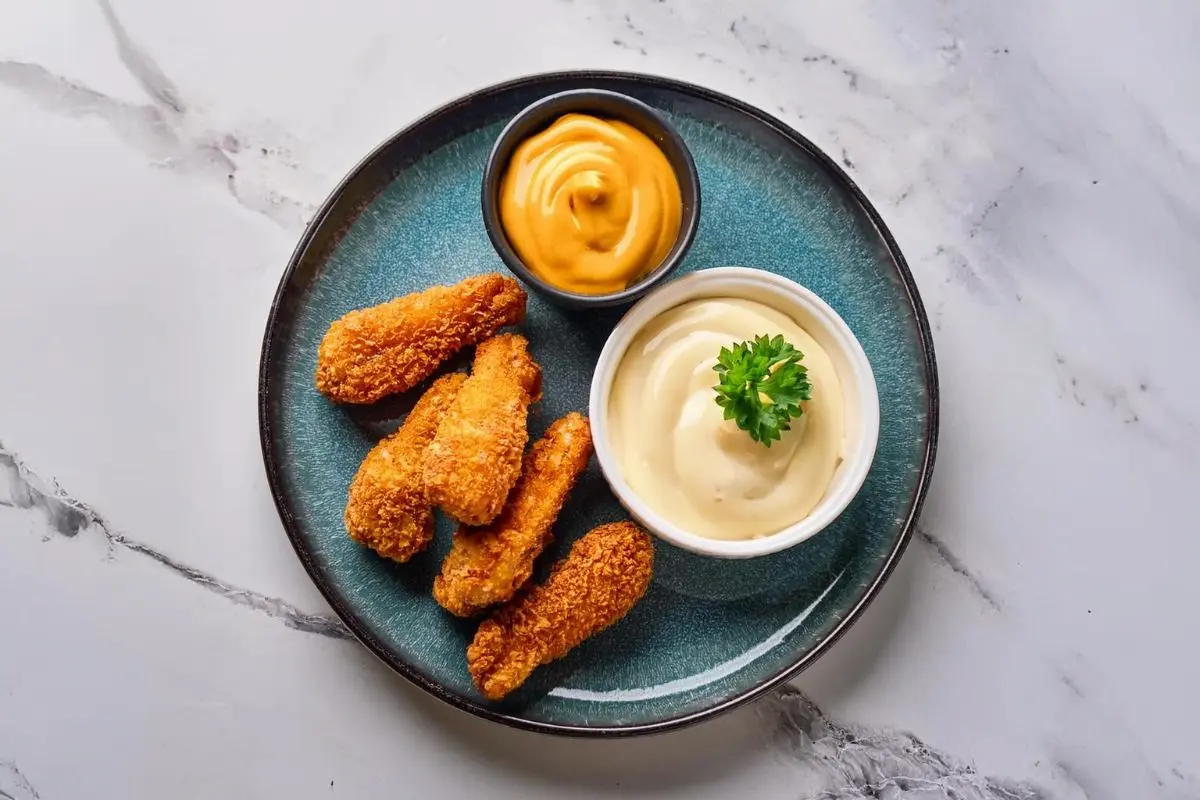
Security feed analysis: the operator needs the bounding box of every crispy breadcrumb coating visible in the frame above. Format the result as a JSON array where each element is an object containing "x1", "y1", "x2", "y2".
[
  {"x1": 315, "y1": 274, "x2": 526, "y2": 404},
  {"x1": 423, "y1": 334, "x2": 542, "y2": 526},
  {"x1": 433, "y1": 413, "x2": 592, "y2": 617},
  {"x1": 466, "y1": 521, "x2": 654, "y2": 700},
  {"x1": 344, "y1": 373, "x2": 467, "y2": 561}
]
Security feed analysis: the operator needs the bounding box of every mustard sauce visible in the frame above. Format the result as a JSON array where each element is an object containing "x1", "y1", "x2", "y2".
[{"x1": 499, "y1": 113, "x2": 682, "y2": 295}]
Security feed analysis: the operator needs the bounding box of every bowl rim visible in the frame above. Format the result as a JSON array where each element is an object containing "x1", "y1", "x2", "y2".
[
  {"x1": 480, "y1": 87, "x2": 702, "y2": 307},
  {"x1": 589, "y1": 266, "x2": 881, "y2": 558},
  {"x1": 258, "y1": 68, "x2": 939, "y2": 739}
]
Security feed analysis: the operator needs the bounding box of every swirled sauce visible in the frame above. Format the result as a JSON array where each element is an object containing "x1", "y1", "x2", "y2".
[
  {"x1": 499, "y1": 113, "x2": 682, "y2": 294},
  {"x1": 608, "y1": 298, "x2": 845, "y2": 540}
]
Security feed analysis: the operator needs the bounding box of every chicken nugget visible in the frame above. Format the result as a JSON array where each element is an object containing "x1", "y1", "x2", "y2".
[
  {"x1": 344, "y1": 372, "x2": 467, "y2": 561},
  {"x1": 467, "y1": 521, "x2": 654, "y2": 700},
  {"x1": 434, "y1": 413, "x2": 592, "y2": 617},
  {"x1": 315, "y1": 274, "x2": 526, "y2": 404},
  {"x1": 423, "y1": 333, "x2": 542, "y2": 526}
]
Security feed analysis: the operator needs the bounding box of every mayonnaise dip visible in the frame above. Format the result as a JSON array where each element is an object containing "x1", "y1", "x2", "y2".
[{"x1": 608, "y1": 297, "x2": 845, "y2": 540}]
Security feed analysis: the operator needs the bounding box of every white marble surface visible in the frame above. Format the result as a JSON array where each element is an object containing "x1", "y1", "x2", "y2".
[{"x1": 1, "y1": 0, "x2": 1198, "y2": 797}]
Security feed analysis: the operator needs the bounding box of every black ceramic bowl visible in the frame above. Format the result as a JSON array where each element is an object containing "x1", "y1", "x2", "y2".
[{"x1": 481, "y1": 89, "x2": 701, "y2": 309}]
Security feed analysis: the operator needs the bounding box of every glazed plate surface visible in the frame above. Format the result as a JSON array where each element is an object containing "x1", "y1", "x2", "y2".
[{"x1": 258, "y1": 71, "x2": 938, "y2": 735}]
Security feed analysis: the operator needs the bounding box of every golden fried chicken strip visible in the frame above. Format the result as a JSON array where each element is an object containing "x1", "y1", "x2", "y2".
[
  {"x1": 423, "y1": 333, "x2": 542, "y2": 526},
  {"x1": 433, "y1": 413, "x2": 593, "y2": 617},
  {"x1": 315, "y1": 274, "x2": 526, "y2": 404},
  {"x1": 344, "y1": 372, "x2": 467, "y2": 562},
  {"x1": 467, "y1": 521, "x2": 654, "y2": 700}
]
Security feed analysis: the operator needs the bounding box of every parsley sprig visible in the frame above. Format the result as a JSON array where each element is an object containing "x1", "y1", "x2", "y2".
[{"x1": 713, "y1": 334, "x2": 812, "y2": 447}]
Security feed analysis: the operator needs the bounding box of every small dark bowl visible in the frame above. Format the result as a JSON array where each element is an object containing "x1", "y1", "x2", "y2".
[{"x1": 481, "y1": 89, "x2": 701, "y2": 309}]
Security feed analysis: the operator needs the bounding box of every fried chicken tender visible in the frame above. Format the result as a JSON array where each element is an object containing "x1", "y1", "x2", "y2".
[
  {"x1": 315, "y1": 274, "x2": 526, "y2": 404},
  {"x1": 344, "y1": 372, "x2": 467, "y2": 561},
  {"x1": 467, "y1": 521, "x2": 654, "y2": 700},
  {"x1": 423, "y1": 334, "x2": 542, "y2": 526},
  {"x1": 433, "y1": 413, "x2": 593, "y2": 617}
]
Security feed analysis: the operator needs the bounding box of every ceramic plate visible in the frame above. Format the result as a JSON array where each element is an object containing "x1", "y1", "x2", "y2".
[{"x1": 258, "y1": 71, "x2": 938, "y2": 736}]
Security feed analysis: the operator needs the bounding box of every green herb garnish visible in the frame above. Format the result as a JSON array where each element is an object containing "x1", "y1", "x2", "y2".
[{"x1": 713, "y1": 334, "x2": 812, "y2": 447}]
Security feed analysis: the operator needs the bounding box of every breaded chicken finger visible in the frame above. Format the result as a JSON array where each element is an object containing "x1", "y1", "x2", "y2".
[
  {"x1": 467, "y1": 522, "x2": 654, "y2": 700},
  {"x1": 344, "y1": 372, "x2": 467, "y2": 561},
  {"x1": 423, "y1": 334, "x2": 541, "y2": 526},
  {"x1": 434, "y1": 413, "x2": 592, "y2": 617},
  {"x1": 316, "y1": 274, "x2": 526, "y2": 404}
]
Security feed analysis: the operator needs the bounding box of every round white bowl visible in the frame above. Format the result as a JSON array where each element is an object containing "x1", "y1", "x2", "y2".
[{"x1": 589, "y1": 266, "x2": 881, "y2": 558}]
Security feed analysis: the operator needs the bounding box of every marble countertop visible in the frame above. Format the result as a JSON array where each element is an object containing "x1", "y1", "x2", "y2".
[{"x1": 2, "y1": 0, "x2": 1198, "y2": 797}]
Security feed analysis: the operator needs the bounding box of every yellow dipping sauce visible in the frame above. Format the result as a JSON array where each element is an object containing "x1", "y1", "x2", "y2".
[
  {"x1": 499, "y1": 113, "x2": 682, "y2": 295},
  {"x1": 608, "y1": 298, "x2": 845, "y2": 540}
]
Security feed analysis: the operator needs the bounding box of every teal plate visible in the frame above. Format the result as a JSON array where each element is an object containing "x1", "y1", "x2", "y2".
[{"x1": 258, "y1": 71, "x2": 938, "y2": 736}]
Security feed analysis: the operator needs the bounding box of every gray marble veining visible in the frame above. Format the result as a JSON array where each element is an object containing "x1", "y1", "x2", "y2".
[{"x1": 1, "y1": 444, "x2": 349, "y2": 640}]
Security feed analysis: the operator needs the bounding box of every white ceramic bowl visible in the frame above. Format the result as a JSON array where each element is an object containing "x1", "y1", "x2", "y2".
[{"x1": 589, "y1": 266, "x2": 880, "y2": 558}]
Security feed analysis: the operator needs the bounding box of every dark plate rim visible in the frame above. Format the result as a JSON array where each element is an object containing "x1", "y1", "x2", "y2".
[{"x1": 257, "y1": 69, "x2": 940, "y2": 738}]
